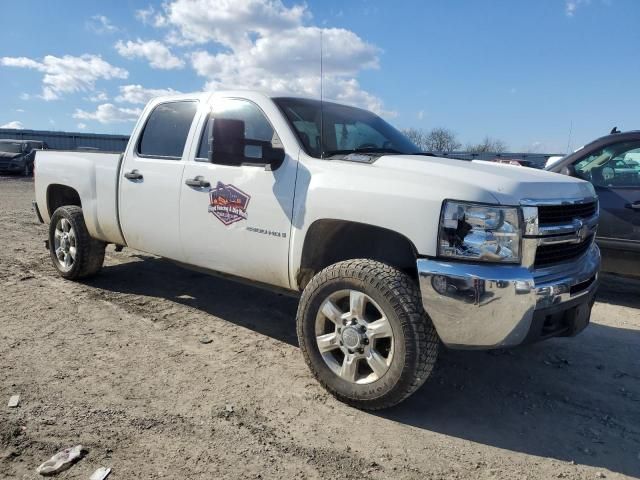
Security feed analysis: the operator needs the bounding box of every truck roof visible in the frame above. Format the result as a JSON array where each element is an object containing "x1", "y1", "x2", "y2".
[{"x1": 151, "y1": 90, "x2": 318, "y2": 105}]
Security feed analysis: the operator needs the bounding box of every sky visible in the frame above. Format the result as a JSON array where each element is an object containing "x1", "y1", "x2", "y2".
[{"x1": 0, "y1": 0, "x2": 638, "y2": 153}]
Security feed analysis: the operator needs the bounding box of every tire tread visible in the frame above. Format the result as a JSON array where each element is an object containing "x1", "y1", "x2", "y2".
[
  {"x1": 49, "y1": 205, "x2": 105, "y2": 279},
  {"x1": 297, "y1": 259, "x2": 439, "y2": 410}
]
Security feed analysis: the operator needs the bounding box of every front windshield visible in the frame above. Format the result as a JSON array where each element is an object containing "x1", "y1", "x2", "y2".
[
  {"x1": 0, "y1": 142, "x2": 23, "y2": 154},
  {"x1": 273, "y1": 97, "x2": 420, "y2": 158}
]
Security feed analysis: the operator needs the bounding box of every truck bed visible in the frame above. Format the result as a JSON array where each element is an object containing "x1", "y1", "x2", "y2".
[{"x1": 34, "y1": 150, "x2": 126, "y2": 245}]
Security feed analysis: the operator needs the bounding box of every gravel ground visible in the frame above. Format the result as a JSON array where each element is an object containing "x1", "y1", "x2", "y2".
[{"x1": 1, "y1": 176, "x2": 639, "y2": 479}]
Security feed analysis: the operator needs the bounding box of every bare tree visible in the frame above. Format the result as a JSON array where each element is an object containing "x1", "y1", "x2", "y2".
[
  {"x1": 401, "y1": 127, "x2": 461, "y2": 153},
  {"x1": 401, "y1": 128, "x2": 428, "y2": 151},
  {"x1": 425, "y1": 127, "x2": 461, "y2": 153},
  {"x1": 466, "y1": 136, "x2": 508, "y2": 154}
]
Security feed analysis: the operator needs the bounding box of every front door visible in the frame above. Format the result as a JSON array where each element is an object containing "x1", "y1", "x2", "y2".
[
  {"x1": 573, "y1": 140, "x2": 640, "y2": 250},
  {"x1": 119, "y1": 100, "x2": 199, "y2": 260},
  {"x1": 179, "y1": 98, "x2": 297, "y2": 288}
]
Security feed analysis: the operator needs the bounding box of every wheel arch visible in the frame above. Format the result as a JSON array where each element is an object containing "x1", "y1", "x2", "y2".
[
  {"x1": 295, "y1": 219, "x2": 419, "y2": 291},
  {"x1": 46, "y1": 184, "x2": 82, "y2": 218}
]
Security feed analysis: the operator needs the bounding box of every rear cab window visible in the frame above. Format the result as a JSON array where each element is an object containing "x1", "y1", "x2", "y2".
[{"x1": 137, "y1": 101, "x2": 198, "y2": 159}]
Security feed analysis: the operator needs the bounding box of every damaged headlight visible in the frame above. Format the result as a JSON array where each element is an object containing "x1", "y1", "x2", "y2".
[{"x1": 438, "y1": 200, "x2": 521, "y2": 263}]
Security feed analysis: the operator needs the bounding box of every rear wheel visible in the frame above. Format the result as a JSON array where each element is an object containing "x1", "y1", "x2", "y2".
[
  {"x1": 297, "y1": 259, "x2": 439, "y2": 410},
  {"x1": 48, "y1": 205, "x2": 105, "y2": 279}
]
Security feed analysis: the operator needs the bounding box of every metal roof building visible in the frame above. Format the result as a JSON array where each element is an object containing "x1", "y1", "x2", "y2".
[
  {"x1": 0, "y1": 128, "x2": 130, "y2": 152},
  {"x1": 0, "y1": 128, "x2": 563, "y2": 167}
]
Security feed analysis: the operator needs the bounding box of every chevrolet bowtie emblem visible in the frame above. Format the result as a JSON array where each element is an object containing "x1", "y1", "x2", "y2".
[{"x1": 574, "y1": 219, "x2": 588, "y2": 242}]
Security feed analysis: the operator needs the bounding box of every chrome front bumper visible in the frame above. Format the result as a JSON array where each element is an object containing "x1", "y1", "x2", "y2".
[{"x1": 417, "y1": 243, "x2": 600, "y2": 349}]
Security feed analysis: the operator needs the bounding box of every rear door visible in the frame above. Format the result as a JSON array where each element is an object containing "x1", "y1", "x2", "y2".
[
  {"x1": 573, "y1": 140, "x2": 640, "y2": 251},
  {"x1": 119, "y1": 99, "x2": 200, "y2": 260}
]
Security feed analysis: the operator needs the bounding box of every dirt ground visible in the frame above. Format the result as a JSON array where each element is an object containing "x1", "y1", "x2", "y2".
[{"x1": 1, "y1": 176, "x2": 639, "y2": 480}]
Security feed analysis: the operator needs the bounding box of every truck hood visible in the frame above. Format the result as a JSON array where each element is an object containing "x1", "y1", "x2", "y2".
[{"x1": 373, "y1": 155, "x2": 596, "y2": 205}]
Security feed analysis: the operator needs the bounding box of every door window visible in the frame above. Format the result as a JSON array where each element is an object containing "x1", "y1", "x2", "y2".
[
  {"x1": 574, "y1": 141, "x2": 640, "y2": 188},
  {"x1": 196, "y1": 99, "x2": 279, "y2": 164},
  {"x1": 137, "y1": 101, "x2": 198, "y2": 159}
]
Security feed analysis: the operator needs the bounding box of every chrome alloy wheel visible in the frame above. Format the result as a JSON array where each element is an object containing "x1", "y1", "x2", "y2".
[
  {"x1": 315, "y1": 289, "x2": 394, "y2": 384},
  {"x1": 53, "y1": 217, "x2": 77, "y2": 272}
]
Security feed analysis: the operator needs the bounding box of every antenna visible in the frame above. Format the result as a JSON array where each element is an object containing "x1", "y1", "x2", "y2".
[
  {"x1": 566, "y1": 120, "x2": 573, "y2": 154},
  {"x1": 320, "y1": 29, "x2": 325, "y2": 159}
]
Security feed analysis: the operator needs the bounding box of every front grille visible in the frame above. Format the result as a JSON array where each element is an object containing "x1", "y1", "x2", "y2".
[
  {"x1": 570, "y1": 275, "x2": 596, "y2": 295},
  {"x1": 535, "y1": 235, "x2": 594, "y2": 267},
  {"x1": 538, "y1": 202, "x2": 597, "y2": 226}
]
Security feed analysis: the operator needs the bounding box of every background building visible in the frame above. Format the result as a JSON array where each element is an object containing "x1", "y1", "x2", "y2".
[{"x1": 0, "y1": 128, "x2": 129, "y2": 152}]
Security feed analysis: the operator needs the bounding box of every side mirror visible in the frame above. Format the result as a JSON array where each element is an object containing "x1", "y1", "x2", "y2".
[
  {"x1": 561, "y1": 163, "x2": 576, "y2": 177},
  {"x1": 208, "y1": 117, "x2": 286, "y2": 169},
  {"x1": 209, "y1": 118, "x2": 245, "y2": 165},
  {"x1": 261, "y1": 144, "x2": 285, "y2": 170}
]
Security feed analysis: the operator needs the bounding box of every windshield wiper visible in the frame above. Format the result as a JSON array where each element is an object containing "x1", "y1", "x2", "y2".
[{"x1": 323, "y1": 147, "x2": 403, "y2": 158}]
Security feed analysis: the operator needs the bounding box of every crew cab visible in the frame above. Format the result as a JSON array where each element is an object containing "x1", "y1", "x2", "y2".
[{"x1": 34, "y1": 91, "x2": 600, "y2": 409}]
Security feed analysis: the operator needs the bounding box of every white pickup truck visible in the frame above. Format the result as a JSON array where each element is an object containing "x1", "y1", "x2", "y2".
[{"x1": 34, "y1": 91, "x2": 600, "y2": 409}]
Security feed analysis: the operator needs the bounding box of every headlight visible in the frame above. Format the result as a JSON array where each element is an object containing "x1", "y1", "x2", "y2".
[{"x1": 438, "y1": 200, "x2": 521, "y2": 263}]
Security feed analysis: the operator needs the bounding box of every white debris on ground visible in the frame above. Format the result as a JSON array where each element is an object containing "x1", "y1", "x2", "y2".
[
  {"x1": 89, "y1": 466, "x2": 112, "y2": 480},
  {"x1": 35, "y1": 445, "x2": 83, "y2": 475}
]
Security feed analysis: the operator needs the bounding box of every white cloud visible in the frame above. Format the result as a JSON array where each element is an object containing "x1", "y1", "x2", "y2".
[
  {"x1": 88, "y1": 91, "x2": 109, "y2": 102},
  {"x1": 19, "y1": 93, "x2": 31, "y2": 101},
  {"x1": 87, "y1": 15, "x2": 119, "y2": 34},
  {"x1": 565, "y1": 0, "x2": 589, "y2": 16},
  {"x1": 77, "y1": 123, "x2": 87, "y2": 130},
  {"x1": 115, "y1": 39, "x2": 184, "y2": 69},
  {"x1": 136, "y1": 6, "x2": 167, "y2": 27},
  {"x1": 15, "y1": 108, "x2": 25, "y2": 113},
  {"x1": 1, "y1": 54, "x2": 128, "y2": 100},
  {"x1": 115, "y1": 84, "x2": 181, "y2": 104},
  {"x1": 417, "y1": 110, "x2": 424, "y2": 120},
  {"x1": 1, "y1": 120, "x2": 24, "y2": 129},
  {"x1": 73, "y1": 103, "x2": 142, "y2": 124},
  {"x1": 147, "y1": 0, "x2": 388, "y2": 114},
  {"x1": 160, "y1": 0, "x2": 308, "y2": 48}
]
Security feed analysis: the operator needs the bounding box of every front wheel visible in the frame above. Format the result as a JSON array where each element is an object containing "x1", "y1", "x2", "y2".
[
  {"x1": 297, "y1": 259, "x2": 439, "y2": 410},
  {"x1": 48, "y1": 205, "x2": 105, "y2": 279}
]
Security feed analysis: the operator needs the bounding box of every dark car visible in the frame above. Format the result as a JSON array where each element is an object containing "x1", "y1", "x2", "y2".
[
  {"x1": 547, "y1": 129, "x2": 640, "y2": 277},
  {"x1": 0, "y1": 139, "x2": 48, "y2": 176}
]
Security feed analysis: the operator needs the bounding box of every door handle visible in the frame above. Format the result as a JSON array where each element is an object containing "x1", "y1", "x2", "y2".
[
  {"x1": 124, "y1": 169, "x2": 143, "y2": 180},
  {"x1": 625, "y1": 202, "x2": 640, "y2": 211},
  {"x1": 185, "y1": 176, "x2": 210, "y2": 188}
]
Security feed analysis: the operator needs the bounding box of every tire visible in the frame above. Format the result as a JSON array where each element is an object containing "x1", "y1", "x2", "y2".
[
  {"x1": 23, "y1": 163, "x2": 32, "y2": 177},
  {"x1": 48, "y1": 205, "x2": 105, "y2": 279},
  {"x1": 297, "y1": 259, "x2": 439, "y2": 410}
]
